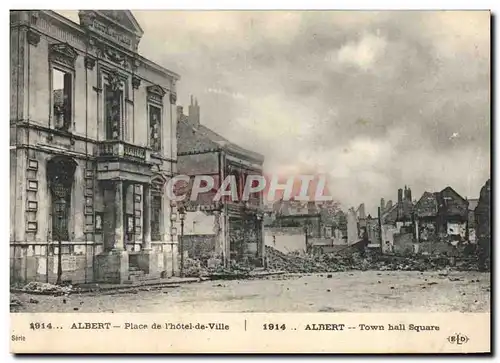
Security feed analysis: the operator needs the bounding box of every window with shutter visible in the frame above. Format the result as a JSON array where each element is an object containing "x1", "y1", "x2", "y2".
[
  {"x1": 105, "y1": 84, "x2": 124, "y2": 140},
  {"x1": 151, "y1": 194, "x2": 162, "y2": 241},
  {"x1": 148, "y1": 105, "x2": 162, "y2": 151}
]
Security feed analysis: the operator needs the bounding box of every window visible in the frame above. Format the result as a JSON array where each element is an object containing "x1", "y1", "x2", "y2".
[
  {"x1": 126, "y1": 214, "x2": 134, "y2": 242},
  {"x1": 103, "y1": 70, "x2": 126, "y2": 141},
  {"x1": 52, "y1": 68, "x2": 73, "y2": 131},
  {"x1": 149, "y1": 105, "x2": 162, "y2": 151},
  {"x1": 105, "y1": 83, "x2": 124, "y2": 140},
  {"x1": 151, "y1": 194, "x2": 162, "y2": 241}
]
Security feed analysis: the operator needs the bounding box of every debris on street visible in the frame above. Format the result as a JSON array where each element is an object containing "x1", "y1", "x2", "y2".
[
  {"x1": 264, "y1": 246, "x2": 488, "y2": 274},
  {"x1": 18, "y1": 281, "x2": 74, "y2": 295},
  {"x1": 10, "y1": 297, "x2": 23, "y2": 310}
]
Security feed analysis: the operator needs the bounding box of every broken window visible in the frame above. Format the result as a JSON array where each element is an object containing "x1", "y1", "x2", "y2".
[
  {"x1": 105, "y1": 73, "x2": 124, "y2": 140},
  {"x1": 52, "y1": 68, "x2": 72, "y2": 131},
  {"x1": 149, "y1": 105, "x2": 162, "y2": 151}
]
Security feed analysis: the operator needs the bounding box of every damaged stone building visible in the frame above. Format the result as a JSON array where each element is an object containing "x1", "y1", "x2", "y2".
[
  {"x1": 380, "y1": 186, "x2": 415, "y2": 253},
  {"x1": 176, "y1": 98, "x2": 265, "y2": 267},
  {"x1": 475, "y1": 179, "x2": 491, "y2": 268},
  {"x1": 10, "y1": 10, "x2": 181, "y2": 284},
  {"x1": 414, "y1": 187, "x2": 469, "y2": 245}
]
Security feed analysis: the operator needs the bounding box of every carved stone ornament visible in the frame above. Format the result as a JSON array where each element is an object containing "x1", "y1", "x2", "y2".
[
  {"x1": 49, "y1": 43, "x2": 78, "y2": 67},
  {"x1": 84, "y1": 56, "x2": 96, "y2": 70},
  {"x1": 108, "y1": 69, "x2": 122, "y2": 92},
  {"x1": 78, "y1": 11, "x2": 97, "y2": 27},
  {"x1": 30, "y1": 11, "x2": 39, "y2": 25},
  {"x1": 132, "y1": 58, "x2": 141, "y2": 70},
  {"x1": 132, "y1": 76, "x2": 141, "y2": 89},
  {"x1": 169, "y1": 92, "x2": 177, "y2": 105},
  {"x1": 27, "y1": 30, "x2": 41, "y2": 47},
  {"x1": 104, "y1": 46, "x2": 127, "y2": 67},
  {"x1": 89, "y1": 36, "x2": 133, "y2": 70}
]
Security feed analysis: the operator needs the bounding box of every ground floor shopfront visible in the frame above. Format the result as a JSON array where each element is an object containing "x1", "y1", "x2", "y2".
[{"x1": 10, "y1": 144, "x2": 180, "y2": 285}]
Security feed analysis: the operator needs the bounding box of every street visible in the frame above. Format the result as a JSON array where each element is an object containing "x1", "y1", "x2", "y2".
[{"x1": 12, "y1": 270, "x2": 490, "y2": 313}]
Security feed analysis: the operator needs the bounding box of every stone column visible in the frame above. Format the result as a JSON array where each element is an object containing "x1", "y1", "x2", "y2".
[
  {"x1": 114, "y1": 180, "x2": 125, "y2": 250},
  {"x1": 143, "y1": 183, "x2": 152, "y2": 251},
  {"x1": 415, "y1": 219, "x2": 419, "y2": 243}
]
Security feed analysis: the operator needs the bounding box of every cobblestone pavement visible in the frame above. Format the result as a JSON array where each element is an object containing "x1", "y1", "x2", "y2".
[{"x1": 11, "y1": 270, "x2": 490, "y2": 313}]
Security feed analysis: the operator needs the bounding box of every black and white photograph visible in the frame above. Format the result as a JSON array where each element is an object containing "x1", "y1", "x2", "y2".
[{"x1": 8, "y1": 8, "x2": 491, "y2": 354}]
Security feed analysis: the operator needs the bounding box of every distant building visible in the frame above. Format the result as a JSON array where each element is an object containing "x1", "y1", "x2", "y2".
[
  {"x1": 380, "y1": 186, "x2": 414, "y2": 253},
  {"x1": 414, "y1": 187, "x2": 469, "y2": 243},
  {"x1": 467, "y1": 198, "x2": 479, "y2": 243},
  {"x1": 475, "y1": 179, "x2": 491, "y2": 268}
]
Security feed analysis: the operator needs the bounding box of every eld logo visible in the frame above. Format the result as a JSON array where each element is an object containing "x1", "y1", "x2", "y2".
[{"x1": 447, "y1": 333, "x2": 470, "y2": 345}]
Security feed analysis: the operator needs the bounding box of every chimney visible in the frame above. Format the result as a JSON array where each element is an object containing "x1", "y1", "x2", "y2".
[
  {"x1": 188, "y1": 95, "x2": 200, "y2": 127},
  {"x1": 358, "y1": 203, "x2": 366, "y2": 219},
  {"x1": 176, "y1": 106, "x2": 184, "y2": 123},
  {"x1": 380, "y1": 198, "x2": 385, "y2": 213},
  {"x1": 398, "y1": 188, "x2": 403, "y2": 204}
]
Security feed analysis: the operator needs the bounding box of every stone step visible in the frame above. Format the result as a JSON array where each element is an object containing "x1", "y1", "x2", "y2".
[{"x1": 129, "y1": 270, "x2": 145, "y2": 276}]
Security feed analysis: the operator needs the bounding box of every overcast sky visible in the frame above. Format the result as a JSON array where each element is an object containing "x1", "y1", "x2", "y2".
[{"x1": 60, "y1": 10, "x2": 490, "y2": 214}]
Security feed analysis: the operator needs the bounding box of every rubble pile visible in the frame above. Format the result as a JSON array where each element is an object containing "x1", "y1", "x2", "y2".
[
  {"x1": 21, "y1": 281, "x2": 73, "y2": 295},
  {"x1": 265, "y1": 246, "x2": 485, "y2": 273},
  {"x1": 265, "y1": 246, "x2": 331, "y2": 273},
  {"x1": 10, "y1": 296, "x2": 23, "y2": 311},
  {"x1": 183, "y1": 258, "x2": 208, "y2": 278},
  {"x1": 183, "y1": 257, "x2": 253, "y2": 279},
  {"x1": 206, "y1": 264, "x2": 253, "y2": 280}
]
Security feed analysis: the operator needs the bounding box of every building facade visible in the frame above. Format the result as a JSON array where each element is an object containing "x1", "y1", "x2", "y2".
[
  {"x1": 414, "y1": 187, "x2": 469, "y2": 243},
  {"x1": 10, "y1": 10, "x2": 181, "y2": 284},
  {"x1": 176, "y1": 98, "x2": 266, "y2": 267}
]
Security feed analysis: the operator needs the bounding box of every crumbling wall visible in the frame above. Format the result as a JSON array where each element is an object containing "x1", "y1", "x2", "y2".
[
  {"x1": 182, "y1": 235, "x2": 217, "y2": 261},
  {"x1": 419, "y1": 241, "x2": 455, "y2": 255},
  {"x1": 264, "y1": 227, "x2": 306, "y2": 254},
  {"x1": 381, "y1": 224, "x2": 397, "y2": 253},
  {"x1": 393, "y1": 233, "x2": 414, "y2": 254}
]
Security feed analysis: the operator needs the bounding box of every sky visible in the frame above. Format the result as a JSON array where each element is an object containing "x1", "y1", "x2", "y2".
[{"x1": 59, "y1": 10, "x2": 491, "y2": 214}]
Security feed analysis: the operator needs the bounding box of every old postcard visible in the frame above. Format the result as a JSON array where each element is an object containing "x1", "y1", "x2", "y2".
[{"x1": 9, "y1": 9, "x2": 491, "y2": 354}]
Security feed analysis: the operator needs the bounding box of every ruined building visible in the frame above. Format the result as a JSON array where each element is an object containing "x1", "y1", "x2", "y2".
[
  {"x1": 414, "y1": 187, "x2": 469, "y2": 243},
  {"x1": 475, "y1": 179, "x2": 491, "y2": 267},
  {"x1": 380, "y1": 186, "x2": 414, "y2": 253},
  {"x1": 176, "y1": 97, "x2": 266, "y2": 267}
]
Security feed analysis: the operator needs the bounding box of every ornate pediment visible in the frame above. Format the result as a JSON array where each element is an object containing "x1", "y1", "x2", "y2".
[
  {"x1": 151, "y1": 173, "x2": 168, "y2": 193},
  {"x1": 78, "y1": 10, "x2": 143, "y2": 52},
  {"x1": 49, "y1": 42, "x2": 78, "y2": 67},
  {"x1": 146, "y1": 85, "x2": 166, "y2": 104},
  {"x1": 100, "y1": 10, "x2": 144, "y2": 37}
]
